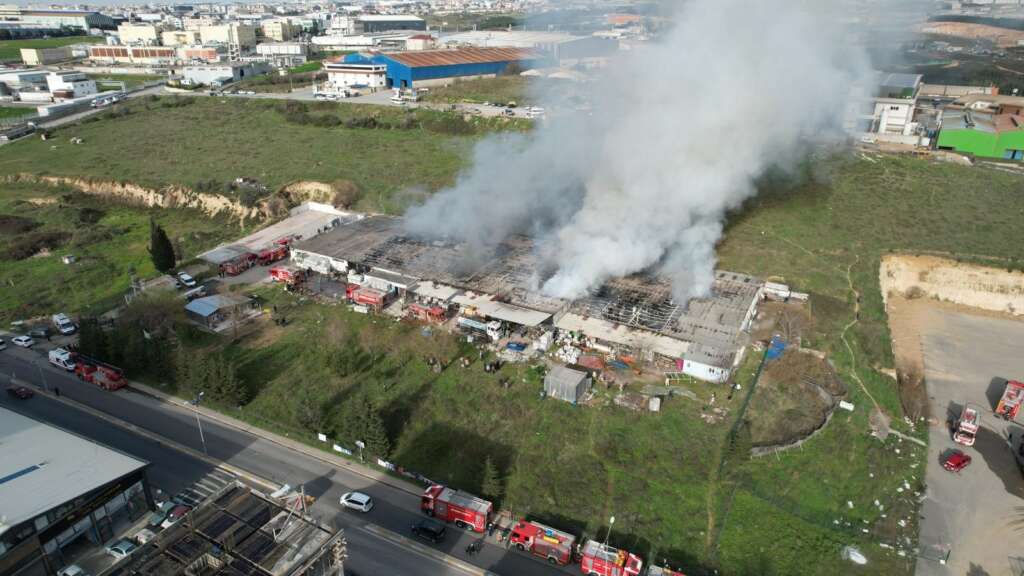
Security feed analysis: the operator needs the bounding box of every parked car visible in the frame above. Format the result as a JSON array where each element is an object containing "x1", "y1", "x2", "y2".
[
  {"x1": 177, "y1": 272, "x2": 197, "y2": 288},
  {"x1": 6, "y1": 386, "x2": 34, "y2": 399},
  {"x1": 411, "y1": 518, "x2": 446, "y2": 543},
  {"x1": 27, "y1": 326, "x2": 50, "y2": 339},
  {"x1": 105, "y1": 539, "x2": 137, "y2": 560},
  {"x1": 148, "y1": 501, "x2": 176, "y2": 528},
  {"x1": 339, "y1": 492, "x2": 373, "y2": 513},
  {"x1": 57, "y1": 565, "x2": 88, "y2": 576},
  {"x1": 160, "y1": 504, "x2": 191, "y2": 529},
  {"x1": 943, "y1": 450, "x2": 972, "y2": 473},
  {"x1": 134, "y1": 528, "x2": 157, "y2": 545},
  {"x1": 11, "y1": 336, "x2": 34, "y2": 348}
]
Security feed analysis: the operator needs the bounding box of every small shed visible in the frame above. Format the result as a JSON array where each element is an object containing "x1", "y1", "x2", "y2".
[
  {"x1": 185, "y1": 294, "x2": 257, "y2": 329},
  {"x1": 544, "y1": 365, "x2": 591, "y2": 405}
]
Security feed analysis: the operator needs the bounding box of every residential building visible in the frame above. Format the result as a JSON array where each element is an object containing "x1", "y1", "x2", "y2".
[
  {"x1": 180, "y1": 61, "x2": 269, "y2": 86},
  {"x1": 45, "y1": 71, "x2": 97, "y2": 99},
  {"x1": 177, "y1": 44, "x2": 226, "y2": 63},
  {"x1": 199, "y1": 23, "x2": 258, "y2": 60},
  {"x1": 117, "y1": 23, "x2": 161, "y2": 45},
  {"x1": 323, "y1": 59, "x2": 387, "y2": 91},
  {"x1": 261, "y1": 19, "x2": 299, "y2": 42},
  {"x1": 937, "y1": 95, "x2": 1024, "y2": 159},
  {"x1": 161, "y1": 29, "x2": 202, "y2": 46},
  {"x1": 20, "y1": 46, "x2": 74, "y2": 65},
  {"x1": 88, "y1": 45, "x2": 178, "y2": 65},
  {"x1": 0, "y1": 8, "x2": 115, "y2": 31},
  {"x1": 0, "y1": 407, "x2": 152, "y2": 576},
  {"x1": 872, "y1": 72, "x2": 923, "y2": 135},
  {"x1": 342, "y1": 47, "x2": 546, "y2": 89}
]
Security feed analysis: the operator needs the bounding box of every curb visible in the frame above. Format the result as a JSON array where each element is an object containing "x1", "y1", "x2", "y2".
[
  {"x1": 360, "y1": 524, "x2": 490, "y2": 576},
  {"x1": 127, "y1": 381, "x2": 424, "y2": 498},
  {"x1": 12, "y1": 377, "x2": 278, "y2": 493}
]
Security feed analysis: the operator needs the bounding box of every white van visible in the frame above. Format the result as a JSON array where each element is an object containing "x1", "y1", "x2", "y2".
[
  {"x1": 48, "y1": 348, "x2": 76, "y2": 371},
  {"x1": 52, "y1": 313, "x2": 76, "y2": 335}
]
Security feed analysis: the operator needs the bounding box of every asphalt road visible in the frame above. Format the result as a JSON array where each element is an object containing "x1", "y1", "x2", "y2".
[
  {"x1": 0, "y1": 343, "x2": 570, "y2": 576},
  {"x1": 915, "y1": 309, "x2": 1024, "y2": 576}
]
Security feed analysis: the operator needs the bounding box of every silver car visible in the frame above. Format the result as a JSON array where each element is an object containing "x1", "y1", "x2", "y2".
[{"x1": 339, "y1": 491, "x2": 373, "y2": 513}]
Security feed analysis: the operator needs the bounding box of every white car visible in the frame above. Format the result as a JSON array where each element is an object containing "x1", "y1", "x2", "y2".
[
  {"x1": 177, "y1": 272, "x2": 197, "y2": 288},
  {"x1": 134, "y1": 528, "x2": 156, "y2": 545},
  {"x1": 105, "y1": 539, "x2": 136, "y2": 560},
  {"x1": 57, "y1": 565, "x2": 88, "y2": 576},
  {"x1": 11, "y1": 336, "x2": 34, "y2": 348},
  {"x1": 339, "y1": 491, "x2": 373, "y2": 513}
]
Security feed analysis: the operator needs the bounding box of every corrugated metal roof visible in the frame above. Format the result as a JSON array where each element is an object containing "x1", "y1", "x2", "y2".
[
  {"x1": 185, "y1": 294, "x2": 251, "y2": 317},
  {"x1": 383, "y1": 47, "x2": 540, "y2": 68}
]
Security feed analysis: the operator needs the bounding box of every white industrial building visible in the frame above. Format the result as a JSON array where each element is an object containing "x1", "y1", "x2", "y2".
[
  {"x1": 440, "y1": 30, "x2": 618, "y2": 64},
  {"x1": 181, "y1": 61, "x2": 270, "y2": 86},
  {"x1": 328, "y1": 14, "x2": 425, "y2": 35},
  {"x1": 255, "y1": 41, "x2": 309, "y2": 67},
  {"x1": 322, "y1": 59, "x2": 387, "y2": 91},
  {"x1": 117, "y1": 23, "x2": 161, "y2": 45},
  {"x1": 872, "y1": 72, "x2": 922, "y2": 135},
  {"x1": 45, "y1": 71, "x2": 98, "y2": 99}
]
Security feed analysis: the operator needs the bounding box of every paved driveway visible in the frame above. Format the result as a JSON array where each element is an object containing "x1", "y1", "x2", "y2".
[{"x1": 916, "y1": 308, "x2": 1024, "y2": 576}]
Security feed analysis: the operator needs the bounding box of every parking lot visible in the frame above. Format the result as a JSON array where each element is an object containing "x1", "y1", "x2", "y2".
[{"x1": 916, "y1": 308, "x2": 1024, "y2": 575}]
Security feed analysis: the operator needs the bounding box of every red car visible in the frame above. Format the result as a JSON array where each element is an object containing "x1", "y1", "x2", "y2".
[
  {"x1": 943, "y1": 450, "x2": 972, "y2": 473},
  {"x1": 6, "y1": 386, "x2": 34, "y2": 399}
]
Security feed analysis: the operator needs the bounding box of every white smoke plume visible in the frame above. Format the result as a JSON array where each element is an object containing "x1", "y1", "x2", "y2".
[{"x1": 405, "y1": 0, "x2": 872, "y2": 302}]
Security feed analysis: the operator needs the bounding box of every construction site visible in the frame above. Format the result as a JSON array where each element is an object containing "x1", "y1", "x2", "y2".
[
  {"x1": 104, "y1": 483, "x2": 346, "y2": 576},
  {"x1": 288, "y1": 214, "x2": 764, "y2": 383}
]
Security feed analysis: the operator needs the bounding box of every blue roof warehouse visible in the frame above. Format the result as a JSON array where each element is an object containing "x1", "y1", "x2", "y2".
[{"x1": 341, "y1": 47, "x2": 546, "y2": 89}]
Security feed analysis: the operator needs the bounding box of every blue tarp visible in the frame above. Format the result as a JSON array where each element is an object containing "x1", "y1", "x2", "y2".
[
  {"x1": 506, "y1": 342, "x2": 527, "y2": 352},
  {"x1": 766, "y1": 336, "x2": 787, "y2": 361}
]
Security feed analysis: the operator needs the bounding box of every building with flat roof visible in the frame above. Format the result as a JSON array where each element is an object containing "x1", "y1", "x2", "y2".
[
  {"x1": 329, "y1": 14, "x2": 425, "y2": 35},
  {"x1": 291, "y1": 214, "x2": 762, "y2": 383},
  {"x1": 0, "y1": 8, "x2": 115, "y2": 31},
  {"x1": 162, "y1": 29, "x2": 202, "y2": 46},
  {"x1": 440, "y1": 30, "x2": 618, "y2": 63},
  {"x1": 342, "y1": 47, "x2": 546, "y2": 89},
  {"x1": 20, "y1": 47, "x2": 74, "y2": 66},
  {"x1": 872, "y1": 72, "x2": 923, "y2": 135},
  {"x1": 180, "y1": 61, "x2": 269, "y2": 86},
  {"x1": 117, "y1": 23, "x2": 161, "y2": 46},
  {"x1": 937, "y1": 95, "x2": 1024, "y2": 159},
  {"x1": 0, "y1": 407, "x2": 152, "y2": 576},
  {"x1": 88, "y1": 45, "x2": 177, "y2": 65},
  {"x1": 105, "y1": 481, "x2": 346, "y2": 576}
]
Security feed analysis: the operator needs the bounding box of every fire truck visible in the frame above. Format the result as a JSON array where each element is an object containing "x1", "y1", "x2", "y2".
[
  {"x1": 579, "y1": 539, "x2": 643, "y2": 576},
  {"x1": 257, "y1": 237, "x2": 292, "y2": 266},
  {"x1": 350, "y1": 287, "x2": 387, "y2": 312},
  {"x1": 74, "y1": 353, "x2": 127, "y2": 391},
  {"x1": 220, "y1": 252, "x2": 257, "y2": 276},
  {"x1": 269, "y1": 265, "x2": 305, "y2": 285},
  {"x1": 509, "y1": 519, "x2": 576, "y2": 565},
  {"x1": 996, "y1": 380, "x2": 1024, "y2": 420},
  {"x1": 420, "y1": 485, "x2": 492, "y2": 532},
  {"x1": 408, "y1": 302, "x2": 446, "y2": 323},
  {"x1": 954, "y1": 404, "x2": 980, "y2": 447}
]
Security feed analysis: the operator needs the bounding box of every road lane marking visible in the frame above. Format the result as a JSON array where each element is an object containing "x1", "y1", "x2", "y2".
[{"x1": 359, "y1": 524, "x2": 491, "y2": 576}]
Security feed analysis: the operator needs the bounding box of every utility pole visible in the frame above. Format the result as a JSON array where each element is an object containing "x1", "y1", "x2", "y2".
[
  {"x1": 192, "y1": 391, "x2": 208, "y2": 454},
  {"x1": 604, "y1": 515, "x2": 615, "y2": 550}
]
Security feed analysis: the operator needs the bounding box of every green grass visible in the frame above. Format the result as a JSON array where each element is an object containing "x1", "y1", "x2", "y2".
[
  {"x1": 422, "y1": 76, "x2": 534, "y2": 105},
  {"x1": 0, "y1": 35, "x2": 104, "y2": 61},
  {"x1": 0, "y1": 106, "x2": 34, "y2": 120},
  {"x1": 287, "y1": 61, "x2": 322, "y2": 74},
  {"x1": 88, "y1": 74, "x2": 163, "y2": 89},
  {"x1": 0, "y1": 181, "x2": 243, "y2": 322},
  {"x1": 0, "y1": 96, "x2": 496, "y2": 214}
]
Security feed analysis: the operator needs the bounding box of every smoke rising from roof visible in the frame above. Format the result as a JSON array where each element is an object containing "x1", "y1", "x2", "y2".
[{"x1": 405, "y1": 0, "x2": 872, "y2": 302}]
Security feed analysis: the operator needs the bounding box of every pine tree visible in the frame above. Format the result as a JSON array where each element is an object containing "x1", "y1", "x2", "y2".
[
  {"x1": 480, "y1": 456, "x2": 503, "y2": 502},
  {"x1": 362, "y1": 408, "x2": 390, "y2": 460},
  {"x1": 148, "y1": 218, "x2": 176, "y2": 273}
]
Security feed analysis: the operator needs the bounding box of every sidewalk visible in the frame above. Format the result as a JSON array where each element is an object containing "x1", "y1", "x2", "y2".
[{"x1": 128, "y1": 381, "x2": 426, "y2": 498}]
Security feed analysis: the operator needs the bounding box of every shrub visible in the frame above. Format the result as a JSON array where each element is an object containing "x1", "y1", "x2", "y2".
[{"x1": 330, "y1": 180, "x2": 361, "y2": 208}]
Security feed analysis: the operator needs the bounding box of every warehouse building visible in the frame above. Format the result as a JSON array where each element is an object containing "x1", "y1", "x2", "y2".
[
  {"x1": 937, "y1": 94, "x2": 1024, "y2": 159},
  {"x1": 0, "y1": 407, "x2": 152, "y2": 576},
  {"x1": 255, "y1": 42, "x2": 308, "y2": 67},
  {"x1": 291, "y1": 214, "x2": 762, "y2": 384},
  {"x1": 329, "y1": 14, "x2": 425, "y2": 35},
  {"x1": 440, "y1": 30, "x2": 618, "y2": 64},
  {"x1": 341, "y1": 47, "x2": 545, "y2": 89},
  {"x1": 0, "y1": 8, "x2": 115, "y2": 31},
  {"x1": 180, "y1": 61, "x2": 269, "y2": 86},
  {"x1": 88, "y1": 45, "x2": 177, "y2": 65},
  {"x1": 117, "y1": 23, "x2": 161, "y2": 45},
  {"x1": 19, "y1": 47, "x2": 74, "y2": 66}
]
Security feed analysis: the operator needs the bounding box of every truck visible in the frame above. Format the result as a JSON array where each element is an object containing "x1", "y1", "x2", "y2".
[
  {"x1": 219, "y1": 253, "x2": 257, "y2": 276},
  {"x1": 352, "y1": 287, "x2": 387, "y2": 312},
  {"x1": 269, "y1": 265, "x2": 305, "y2": 285},
  {"x1": 74, "y1": 353, "x2": 127, "y2": 391},
  {"x1": 257, "y1": 238, "x2": 292, "y2": 266},
  {"x1": 420, "y1": 484, "x2": 492, "y2": 532},
  {"x1": 995, "y1": 380, "x2": 1024, "y2": 421},
  {"x1": 48, "y1": 348, "x2": 76, "y2": 371},
  {"x1": 509, "y1": 519, "x2": 576, "y2": 566},
  {"x1": 579, "y1": 540, "x2": 643, "y2": 576},
  {"x1": 51, "y1": 313, "x2": 77, "y2": 335},
  {"x1": 954, "y1": 404, "x2": 980, "y2": 447},
  {"x1": 408, "y1": 302, "x2": 446, "y2": 323}
]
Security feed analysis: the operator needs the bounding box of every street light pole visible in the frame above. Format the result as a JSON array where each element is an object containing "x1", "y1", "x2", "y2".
[
  {"x1": 192, "y1": 391, "x2": 208, "y2": 454},
  {"x1": 604, "y1": 516, "x2": 615, "y2": 549},
  {"x1": 34, "y1": 360, "x2": 47, "y2": 393}
]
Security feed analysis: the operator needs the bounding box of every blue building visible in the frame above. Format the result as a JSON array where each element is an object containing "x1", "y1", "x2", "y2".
[{"x1": 343, "y1": 47, "x2": 545, "y2": 89}]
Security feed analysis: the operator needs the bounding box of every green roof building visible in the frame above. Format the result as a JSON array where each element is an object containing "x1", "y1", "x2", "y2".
[{"x1": 937, "y1": 108, "x2": 1024, "y2": 160}]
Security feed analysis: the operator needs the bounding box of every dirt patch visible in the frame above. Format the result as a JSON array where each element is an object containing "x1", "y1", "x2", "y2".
[
  {"x1": 4, "y1": 173, "x2": 263, "y2": 223},
  {"x1": 881, "y1": 253, "x2": 1024, "y2": 317},
  {"x1": 0, "y1": 214, "x2": 40, "y2": 235},
  {"x1": 746, "y1": 349, "x2": 846, "y2": 447},
  {"x1": 750, "y1": 300, "x2": 813, "y2": 344},
  {"x1": 920, "y1": 21, "x2": 1024, "y2": 47},
  {"x1": 278, "y1": 180, "x2": 362, "y2": 209}
]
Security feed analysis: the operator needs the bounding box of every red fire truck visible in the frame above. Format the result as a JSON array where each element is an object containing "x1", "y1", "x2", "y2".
[
  {"x1": 509, "y1": 519, "x2": 576, "y2": 565},
  {"x1": 579, "y1": 539, "x2": 643, "y2": 576},
  {"x1": 269, "y1": 266, "x2": 305, "y2": 285},
  {"x1": 420, "y1": 485, "x2": 492, "y2": 532},
  {"x1": 351, "y1": 287, "x2": 387, "y2": 312},
  {"x1": 257, "y1": 237, "x2": 292, "y2": 266},
  {"x1": 408, "y1": 302, "x2": 446, "y2": 323},
  {"x1": 996, "y1": 380, "x2": 1024, "y2": 420},
  {"x1": 220, "y1": 252, "x2": 257, "y2": 276},
  {"x1": 74, "y1": 353, "x2": 127, "y2": 391},
  {"x1": 954, "y1": 404, "x2": 980, "y2": 447}
]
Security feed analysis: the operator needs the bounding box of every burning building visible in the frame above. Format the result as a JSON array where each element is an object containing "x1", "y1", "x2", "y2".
[{"x1": 291, "y1": 214, "x2": 762, "y2": 383}]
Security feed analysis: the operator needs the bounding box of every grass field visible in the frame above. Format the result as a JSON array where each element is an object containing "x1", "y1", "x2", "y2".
[
  {"x1": 0, "y1": 96, "x2": 531, "y2": 214},
  {"x1": 88, "y1": 74, "x2": 163, "y2": 89},
  {"x1": 422, "y1": 76, "x2": 535, "y2": 105},
  {"x1": 0, "y1": 181, "x2": 241, "y2": 322},
  {"x1": 0, "y1": 35, "x2": 104, "y2": 61},
  {"x1": 0, "y1": 106, "x2": 34, "y2": 120}
]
